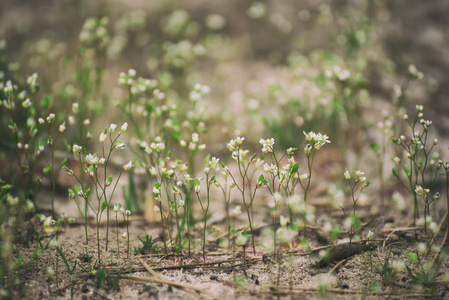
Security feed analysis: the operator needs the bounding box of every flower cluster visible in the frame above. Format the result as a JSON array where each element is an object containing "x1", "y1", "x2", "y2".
[
  {"x1": 303, "y1": 131, "x2": 330, "y2": 150},
  {"x1": 226, "y1": 136, "x2": 245, "y2": 151},
  {"x1": 259, "y1": 138, "x2": 275, "y2": 153}
]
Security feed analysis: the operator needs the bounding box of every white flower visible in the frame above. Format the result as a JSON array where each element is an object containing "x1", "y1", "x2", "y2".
[
  {"x1": 121, "y1": 122, "x2": 128, "y2": 132},
  {"x1": 122, "y1": 232, "x2": 127, "y2": 239},
  {"x1": 72, "y1": 144, "x2": 82, "y2": 154},
  {"x1": 123, "y1": 161, "x2": 134, "y2": 171},
  {"x1": 299, "y1": 173, "x2": 309, "y2": 181},
  {"x1": 83, "y1": 119, "x2": 90, "y2": 126},
  {"x1": 85, "y1": 153, "x2": 99, "y2": 165},
  {"x1": 72, "y1": 102, "x2": 79, "y2": 113},
  {"x1": 109, "y1": 123, "x2": 117, "y2": 133},
  {"x1": 259, "y1": 138, "x2": 275, "y2": 153},
  {"x1": 153, "y1": 205, "x2": 160, "y2": 212},
  {"x1": 128, "y1": 68, "x2": 136, "y2": 77},
  {"x1": 116, "y1": 142, "x2": 126, "y2": 149},
  {"x1": 99, "y1": 131, "x2": 107, "y2": 143},
  {"x1": 191, "y1": 133, "x2": 199, "y2": 143},
  {"x1": 235, "y1": 136, "x2": 245, "y2": 145},
  {"x1": 304, "y1": 144, "x2": 312, "y2": 154}
]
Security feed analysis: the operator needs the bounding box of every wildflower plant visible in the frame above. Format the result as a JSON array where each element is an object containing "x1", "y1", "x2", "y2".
[
  {"x1": 392, "y1": 105, "x2": 440, "y2": 227},
  {"x1": 68, "y1": 123, "x2": 133, "y2": 262},
  {"x1": 343, "y1": 169, "x2": 370, "y2": 242},
  {"x1": 224, "y1": 136, "x2": 267, "y2": 254}
]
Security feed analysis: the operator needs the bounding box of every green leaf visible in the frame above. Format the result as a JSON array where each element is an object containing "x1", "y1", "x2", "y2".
[
  {"x1": 64, "y1": 140, "x2": 71, "y2": 151},
  {"x1": 408, "y1": 252, "x2": 418, "y2": 263},
  {"x1": 350, "y1": 214, "x2": 361, "y2": 229},
  {"x1": 85, "y1": 188, "x2": 91, "y2": 197},
  {"x1": 74, "y1": 185, "x2": 81, "y2": 193},
  {"x1": 60, "y1": 158, "x2": 68, "y2": 168},
  {"x1": 404, "y1": 165, "x2": 411, "y2": 177},
  {"x1": 291, "y1": 163, "x2": 299, "y2": 173},
  {"x1": 68, "y1": 188, "x2": 74, "y2": 197},
  {"x1": 370, "y1": 143, "x2": 380, "y2": 152},
  {"x1": 392, "y1": 168, "x2": 398, "y2": 177},
  {"x1": 101, "y1": 201, "x2": 108, "y2": 211},
  {"x1": 41, "y1": 95, "x2": 51, "y2": 109},
  {"x1": 392, "y1": 138, "x2": 399, "y2": 145},
  {"x1": 194, "y1": 179, "x2": 201, "y2": 187},
  {"x1": 1, "y1": 184, "x2": 13, "y2": 191},
  {"x1": 258, "y1": 175, "x2": 265, "y2": 183}
]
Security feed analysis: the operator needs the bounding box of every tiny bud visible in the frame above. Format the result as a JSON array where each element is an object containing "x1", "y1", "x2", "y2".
[{"x1": 433, "y1": 139, "x2": 438, "y2": 145}]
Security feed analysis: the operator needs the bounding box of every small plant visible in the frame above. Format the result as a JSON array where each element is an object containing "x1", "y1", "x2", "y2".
[
  {"x1": 134, "y1": 233, "x2": 159, "y2": 255},
  {"x1": 392, "y1": 105, "x2": 440, "y2": 226},
  {"x1": 343, "y1": 169, "x2": 370, "y2": 243},
  {"x1": 236, "y1": 229, "x2": 252, "y2": 271},
  {"x1": 93, "y1": 267, "x2": 122, "y2": 290},
  {"x1": 68, "y1": 123, "x2": 134, "y2": 263},
  {"x1": 56, "y1": 247, "x2": 77, "y2": 275},
  {"x1": 373, "y1": 246, "x2": 404, "y2": 287},
  {"x1": 405, "y1": 250, "x2": 438, "y2": 291}
]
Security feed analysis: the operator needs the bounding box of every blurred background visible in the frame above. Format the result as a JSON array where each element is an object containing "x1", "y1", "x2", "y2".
[{"x1": 1, "y1": 0, "x2": 448, "y2": 212}]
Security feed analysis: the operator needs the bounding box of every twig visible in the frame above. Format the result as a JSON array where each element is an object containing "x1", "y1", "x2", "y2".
[
  {"x1": 127, "y1": 274, "x2": 222, "y2": 300},
  {"x1": 139, "y1": 258, "x2": 163, "y2": 279},
  {"x1": 264, "y1": 285, "x2": 440, "y2": 297},
  {"x1": 430, "y1": 214, "x2": 449, "y2": 268},
  {"x1": 327, "y1": 257, "x2": 350, "y2": 274}
]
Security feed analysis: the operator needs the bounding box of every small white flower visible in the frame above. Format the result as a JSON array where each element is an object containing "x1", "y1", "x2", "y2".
[
  {"x1": 123, "y1": 161, "x2": 134, "y2": 171},
  {"x1": 85, "y1": 153, "x2": 99, "y2": 164},
  {"x1": 109, "y1": 123, "x2": 117, "y2": 133},
  {"x1": 121, "y1": 122, "x2": 128, "y2": 132},
  {"x1": 153, "y1": 205, "x2": 160, "y2": 212},
  {"x1": 99, "y1": 131, "x2": 107, "y2": 143},
  {"x1": 299, "y1": 173, "x2": 309, "y2": 181},
  {"x1": 122, "y1": 232, "x2": 127, "y2": 239},
  {"x1": 72, "y1": 102, "x2": 79, "y2": 113},
  {"x1": 73, "y1": 144, "x2": 82, "y2": 153},
  {"x1": 116, "y1": 142, "x2": 126, "y2": 149}
]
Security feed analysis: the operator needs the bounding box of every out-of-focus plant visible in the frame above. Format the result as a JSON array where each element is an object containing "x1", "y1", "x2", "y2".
[{"x1": 343, "y1": 169, "x2": 370, "y2": 243}]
